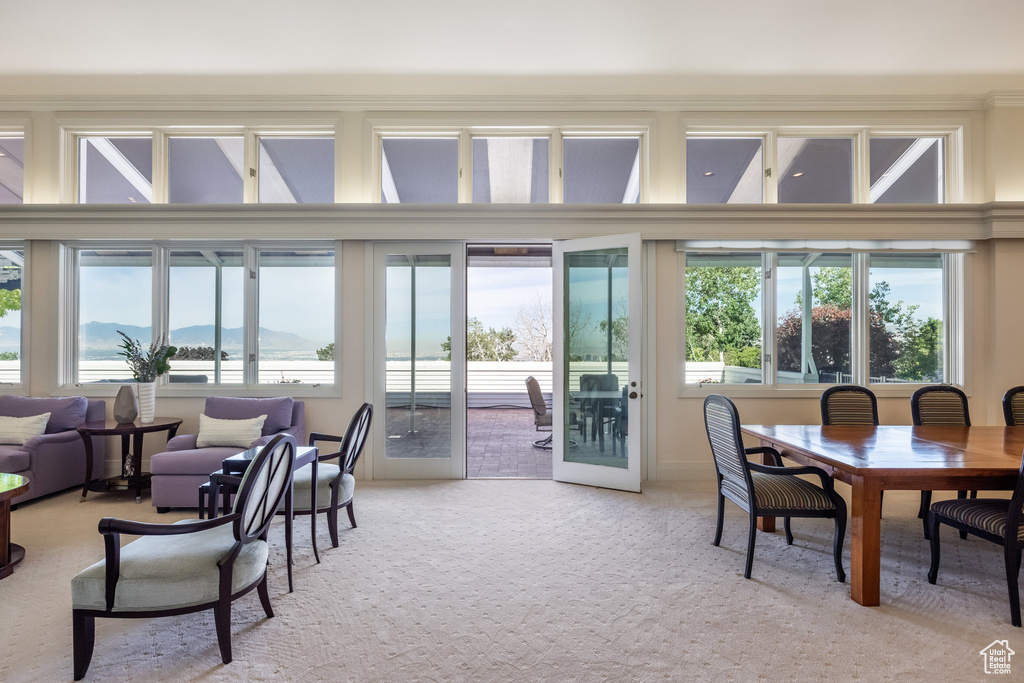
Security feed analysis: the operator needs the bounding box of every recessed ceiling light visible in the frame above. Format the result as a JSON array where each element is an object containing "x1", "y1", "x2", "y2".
[
  {"x1": 703, "y1": 171, "x2": 714, "y2": 177},
  {"x1": 792, "y1": 172, "x2": 804, "y2": 177},
  {"x1": 0, "y1": 152, "x2": 6, "y2": 157},
  {"x1": 128, "y1": 196, "x2": 137, "y2": 203}
]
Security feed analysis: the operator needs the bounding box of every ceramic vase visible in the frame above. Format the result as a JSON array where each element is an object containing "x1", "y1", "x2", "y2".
[
  {"x1": 113, "y1": 384, "x2": 139, "y2": 424},
  {"x1": 136, "y1": 382, "x2": 156, "y2": 424}
]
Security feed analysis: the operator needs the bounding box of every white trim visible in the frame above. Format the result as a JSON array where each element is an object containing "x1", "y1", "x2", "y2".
[{"x1": 642, "y1": 241, "x2": 657, "y2": 481}]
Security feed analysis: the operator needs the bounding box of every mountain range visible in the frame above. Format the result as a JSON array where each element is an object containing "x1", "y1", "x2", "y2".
[{"x1": 76, "y1": 322, "x2": 327, "y2": 360}]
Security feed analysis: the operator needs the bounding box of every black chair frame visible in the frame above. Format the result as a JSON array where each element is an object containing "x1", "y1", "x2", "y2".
[
  {"x1": 820, "y1": 385, "x2": 879, "y2": 426},
  {"x1": 73, "y1": 435, "x2": 296, "y2": 680},
  {"x1": 927, "y1": 454, "x2": 1024, "y2": 627},
  {"x1": 703, "y1": 394, "x2": 847, "y2": 583},
  {"x1": 1004, "y1": 386, "x2": 1024, "y2": 426}
]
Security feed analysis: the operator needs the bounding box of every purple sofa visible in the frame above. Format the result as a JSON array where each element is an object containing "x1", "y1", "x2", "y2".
[
  {"x1": 0, "y1": 396, "x2": 107, "y2": 506},
  {"x1": 149, "y1": 396, "x2": 305, "y2": 511}
]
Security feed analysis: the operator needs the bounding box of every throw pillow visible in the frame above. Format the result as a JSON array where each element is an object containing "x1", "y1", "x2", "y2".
[
  {"x1": 0, "y1": 412, "x2": 52, "y2": 446},
  {"x1": 196, "y1": 413, "x2": 268, "y2": 448}
]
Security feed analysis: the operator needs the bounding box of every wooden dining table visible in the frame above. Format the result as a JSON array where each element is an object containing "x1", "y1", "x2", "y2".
[{"x1": 740, "y1": 424, "x2": 1024, "y2": 607}]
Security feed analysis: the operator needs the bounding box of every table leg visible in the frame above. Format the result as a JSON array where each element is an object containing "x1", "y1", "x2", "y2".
[
  {"x1": 131, "y1": 434, "x2": 145, "y2": 504},
  {"x1": 80, "y1": 434, "x2": 95, "y2": 499},
  {"x1": 756, "y1": 447, "x2": 776, "y2": 533},
  {"x1": 850, "y1": 475, "x2": 882, "y2": 606},
  {"x1": 285, "y1": 475, "x2": 294, "y2": 593},
  {"x1": 0, "y1": 498, "x2": 10, "y2": 566}
]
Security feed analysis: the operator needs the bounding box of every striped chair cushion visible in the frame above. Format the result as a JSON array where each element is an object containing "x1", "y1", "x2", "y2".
[
  {"x1": 931, "y1": 498, "x2": 1024, "y2": 541},
  {"x1": 917, "y1": 393, "x2": 967, "y2": 425},
  {"x1": 1010, "y1": 393, "x2": 1024, "y2": 427},
  {"x1": 826, "y1": 393, "x2": 875, "y2": 425},
  {"x1": 750, "y1": 472, "x2": 836, "y2": 512}
]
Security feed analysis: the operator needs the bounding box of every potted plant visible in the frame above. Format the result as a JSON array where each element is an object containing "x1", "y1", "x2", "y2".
[{"x1": 116, "y1": 330, "x2": 177, "y2": 423}]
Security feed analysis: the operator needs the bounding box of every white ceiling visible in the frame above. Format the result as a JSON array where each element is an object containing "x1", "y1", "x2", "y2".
[{"x1": 3, "y1": 0, "x2": 1024, "y2": 99}]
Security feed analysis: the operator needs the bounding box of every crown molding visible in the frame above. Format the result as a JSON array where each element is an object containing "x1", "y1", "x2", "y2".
[{"x1": 0, "y1": 93, "x2": 1003, "y2": 114}]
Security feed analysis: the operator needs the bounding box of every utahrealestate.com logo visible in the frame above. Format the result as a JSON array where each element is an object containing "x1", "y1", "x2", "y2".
[{"x1": 980, "y1": 640, "x2": 1014, "y2": 675}]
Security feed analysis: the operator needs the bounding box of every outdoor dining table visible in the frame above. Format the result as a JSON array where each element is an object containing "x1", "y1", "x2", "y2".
[{"x1": 740, "y1": 424, "x2": 1024, "y2": 606}]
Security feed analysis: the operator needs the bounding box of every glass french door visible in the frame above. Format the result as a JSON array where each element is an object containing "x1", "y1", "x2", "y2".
[
  {"x1": 372, "y1": 243, "x2": 466, "y2": 479},
  {"x1": 552, "y1": 234, "x2": 642, "y2": 492}
]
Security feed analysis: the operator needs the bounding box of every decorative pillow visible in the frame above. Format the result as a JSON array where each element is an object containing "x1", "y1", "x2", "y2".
[
  {"x1": 196, "y1": 414, "x2": 268, "y2": 448},
  {"x1": 0, "y1": 412, "x2": 52, "y2": 446}
]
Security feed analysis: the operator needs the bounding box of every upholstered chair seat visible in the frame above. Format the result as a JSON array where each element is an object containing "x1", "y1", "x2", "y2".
[
  {"x1": 927, "y1": 453, "x2": 1024, "y2": 627},
  {"x1": 745, "y1": 473, "x2": 839, "y2": 512},
  {"x1": 292, "y1": 463, "x2": 354, "y2": 511},
  {"x1": 72, "y1": 521, "x2": 269, "y2": 612}
]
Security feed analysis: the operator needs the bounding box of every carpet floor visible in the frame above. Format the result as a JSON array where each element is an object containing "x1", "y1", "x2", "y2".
[{"x1": 0, "y1": 480, "x2": 1017, "y2": 682}]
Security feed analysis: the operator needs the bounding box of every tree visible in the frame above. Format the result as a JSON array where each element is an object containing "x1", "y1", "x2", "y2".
[
  {"x1": 513, "y1": 294, "x2": 553, "y2": 362},
  {"x1": 597, "y1": 295, "x2": 629, "y2": 361},
  {"x1": 172, "y1": 345, "x2": 229, "y2": 361},
  {"x1": 442, "y1": 317, "x2": 518, "y2": 361},
  {"x1": 685, "y1": 266, "x2": 761, "y2": 367},
  {"x1": 316, "y1": 342, "x2": 335, "y2": 361},
  {"x1": 0, "y1": 289, "x2": 21, "y2": 319}
]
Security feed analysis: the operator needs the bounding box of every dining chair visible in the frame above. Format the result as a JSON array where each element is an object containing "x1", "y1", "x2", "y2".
[
  {"x1": 927, "y1": 449, "x2": 1024, "y2": 626},
  {"x1": 1004, "y1": 386, "x2": 1024, "y2": 426},
  {"x1": 703, "y1": 394, "x2": 847, "y2": 582},
  {"x1": 912, "y1": 385, "x2": 973, "y2": 539},
  {"x1": 70, "y1": 434, "x2": 296, "y2": 680},
  {"x1": 578, "y1": 373, "x2": 618, "y2": 446},
  {"x1": 296, "y1": 402, "x2": 373, "y2": 549},
  {"x1": 820, "y1": 385, "x2": 879, "y2": 426}
]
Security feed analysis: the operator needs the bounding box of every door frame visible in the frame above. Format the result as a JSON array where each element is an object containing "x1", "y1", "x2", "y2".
[
  {"x1": 370, "y1": 242, "x2": 467, "y2": 479},
  {"x1": 552, "y1": 233, "x2": 643, "y2": 493}
]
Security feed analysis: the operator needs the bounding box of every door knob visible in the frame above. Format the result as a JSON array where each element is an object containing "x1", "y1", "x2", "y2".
[{"x1": 629, "y1": 391, "x2": 638, "y2": 399}]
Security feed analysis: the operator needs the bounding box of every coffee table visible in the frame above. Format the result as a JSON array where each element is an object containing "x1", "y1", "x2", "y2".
[
  {"x1": 212, "y1": 444, "x2": 319, "y2": 592},
  {"x1": 77, "y1": 417, "x2": 183, "y2": 503},
  {"x1": 0, "y1": 473, "x2": 29, "y2": 580}
]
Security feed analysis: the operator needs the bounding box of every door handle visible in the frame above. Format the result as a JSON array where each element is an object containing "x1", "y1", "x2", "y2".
[{"x1": 629, "y1": 392, "x2": 638, "y2": 399}]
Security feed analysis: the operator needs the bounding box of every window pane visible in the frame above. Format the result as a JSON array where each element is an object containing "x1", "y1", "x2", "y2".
[
  {"x1": 684, "y1": 252, "x2": 762, "y2": 384},
  {"x1": 167, "y1": 250, "x2": 244, "y2": 384},
  {"x1": 472, "y1": 137, "x2": 549, "y2": 203},
  {"x1": 168, "y1": 137, "x2": 244, "y2": 204},
  {"x1": 868, "y1": 253, "x2": 944, "y2": 383},
  {"x1": 870, "y1": 137, "x2": 944, "y2": 204},
  {"x1": 778, "y1": 137, "x2": 853, "y2": 203},
  {"x1": 78, "y1": 250, "x2": 152, "y2": 383},
  {"x1": 686, "y1": 137, "x2": 763, "y2": 203},
  {"x1": 258, "y1": 137, "x2": 335, "y2": 203},
  {"x1": 776, "y1": 253, "x2": 853, "y2": 384},
  {"x1": 258, "y1": 249, "x2": 335, "y2": 384},
  {"x1": 0, "y1": 249, "x2": 24, "y2": 382},
  {"x1": 381, "y1": 138, "x2": 458, "y2": 203},
  {"x1": 0, "y1": 137, "x2": 25, "y2": 204},
  {"x1": 78, "y1": 137, "x2": 153, "y2": 204},
  {"x1": 563, "y1": 137, "x2": 640, "y2": 204}
]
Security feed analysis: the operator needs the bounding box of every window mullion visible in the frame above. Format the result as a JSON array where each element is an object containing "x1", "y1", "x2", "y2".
[
  {"x1": 243, "y1": 244, "x2": 259, "y2": 386},
  {"x1": 764, "y1": 252, "x2": 777, "y2": 385},
  {"x1": 854, "y1": 129, "x2": 870, "y2": 203},
  {"x1": 243, "y1": 129, "x2": 258, "y2": 203},
  {"x1": 764, "y1": 132, "x2": 778, "y2": 203},
  {"x1": 551, "y1": 129, "x2": 564, "y2": 203},
  {"x1": 852, "y1": 253, "x2": 870, "y2": 385},
  {"x1": 152, "y1": 246, "x2": 169, "y2": 381},
  {"x1": 152, "y1": 130, "x2": 168, "y2": 204},
  {"x1": 458, "y1": 129, "x2": 471, "y2": 203}
]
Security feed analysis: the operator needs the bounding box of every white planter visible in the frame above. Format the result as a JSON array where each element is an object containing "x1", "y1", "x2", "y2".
[{"x1": 136, "y1": 382, "x2": 156, "y2": 424}]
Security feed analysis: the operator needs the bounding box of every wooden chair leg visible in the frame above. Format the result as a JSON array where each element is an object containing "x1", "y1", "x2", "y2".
[
  {"x1": 743, "y1": 513, "x2": 757, "y2": 579},
  {"x1": 213, "y1": 599, "x2": 233, "y2": 664},
  {"x1": 921, "y1": 491, "x2": 933, "y2": 539},
  {"x1": 1005, "y1": 545, "x2": 1022, "y2": 627},
  {"x1": 328, "y1": 504, "x2": 340, "y2": 548},
  {"x1": 257, "y1": 574, "x2": 274, "y2": 619},
  {"x1": 927, "y1": 513, "x2": 941, "y2": 585},
  {"x1": 346, "y1": 500, "x2": 357, "y2": 529},
  {"x1": 713, "y1": 493, "x2": 725, "y2": 547},
  {"x1": 833, "y1": 499, "x2": 847, "y2": 583},
  {"x1": 72, "y1": 611, "x2": 95, "y2": 681},
  {"x1": 783, "y1": 517, "x2": 794, "y2": 546}
]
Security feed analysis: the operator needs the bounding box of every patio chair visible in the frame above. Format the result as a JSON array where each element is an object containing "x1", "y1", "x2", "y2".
[
  {"x1": 927, "y1": 449, "x2": 1024, "y2": 626},
  {"x1": 71, "y1": 434, "x2": 296, "y2": 679},
  {"x1": 526, "y1": 376, "x2": 553, "y2": 449},
  {"x1": 1004, "y1": 386, "x2": 1024, "y2": 426},
  {"x1": 703, "y1": 394, "x2": 847, "y2": 582},
  {"x1": 912, "y1": 385, "x2": 973, "y2": 539}
]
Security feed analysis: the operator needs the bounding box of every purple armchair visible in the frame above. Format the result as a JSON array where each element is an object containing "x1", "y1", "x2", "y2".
[
  {"x1": 149, "y1": 396, "x2": 305, "y2": 511},
  {"x1": 0, "y1": 396, "x2": 107, "y2": 506}
]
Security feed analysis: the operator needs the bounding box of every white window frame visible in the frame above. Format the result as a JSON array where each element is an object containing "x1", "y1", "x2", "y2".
[
  {"x1": 683, "y1": 124, "x2": 964, "y2": 204},
  {"x1": 678, "y1": 244, "x2": 968, "y2": 397},
  {"x1": 371, "y1": 123, "x2": 650, "y2": 205},
  {"x1": 0, "y1": 241, "x2": 28, "y2": 393},
  {"x1": 62, "y1": 125, "x2": 336, "y2": 205},
  {"x1": 58, "y1": 240, "x2": 340, "y2": 397},
  {"x1": 0, "y1": 128, "x2": 28, "y2": 205}
]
